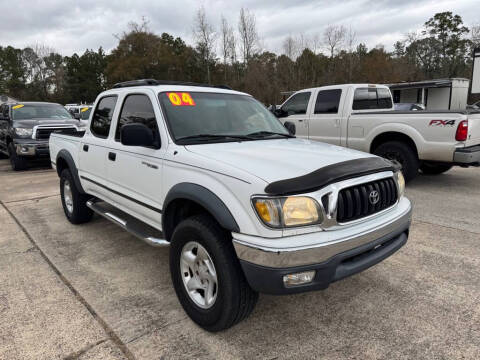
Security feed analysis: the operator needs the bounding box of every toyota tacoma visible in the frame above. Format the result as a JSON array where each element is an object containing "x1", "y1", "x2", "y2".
[{"x1": 49, "y1": 79, "x2": 412, "y2": 331}]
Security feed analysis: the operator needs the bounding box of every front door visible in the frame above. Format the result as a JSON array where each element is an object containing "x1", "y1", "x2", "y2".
[
  {"x1": 106, "y1": 91, "x2": 166, "y2": 226},
  {"x1": 278, "y1": 91, "x2": 312, "y2": 138},
  {"x1": 308, "y1": 89, "x2": 343, "y2": 145}
]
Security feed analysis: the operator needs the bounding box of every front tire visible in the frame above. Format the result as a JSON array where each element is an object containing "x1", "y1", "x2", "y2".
[
  {"x1": 7, "y1": 143, "x2": 28, "y2": 171},
  {"x1": 60, "y1": 169, "x2": 93, "y2": 224},
  {"x1": 373, "y1": 141, "x2": 419, "y2": 182},
  {"x1": 420, "y1": 162, "x2": 452, "y2": 175},
  {"x1": 170, "y1": 214, "x2": 258, "y2": 332}
]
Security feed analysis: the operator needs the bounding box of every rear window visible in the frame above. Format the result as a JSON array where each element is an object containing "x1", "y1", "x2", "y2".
[
  {"x1": 90, "y1": 96, "x2": 117, "y2": 138},
  {"x1": 352, "y1": 88, "x2": 392, "y2": 110}
]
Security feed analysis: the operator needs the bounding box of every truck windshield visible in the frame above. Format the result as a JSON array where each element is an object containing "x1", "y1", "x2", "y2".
[
  {"x1": 12, "y1": 104, "x2": 73, "y2": 120},
  {"x1": 158, "y1": 92, "x2": 291, "y2": 144}
]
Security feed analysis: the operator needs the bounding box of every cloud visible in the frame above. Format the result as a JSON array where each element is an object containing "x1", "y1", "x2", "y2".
[{"x1": 0, "y1": 0, "x2": 477, "y2": 56}]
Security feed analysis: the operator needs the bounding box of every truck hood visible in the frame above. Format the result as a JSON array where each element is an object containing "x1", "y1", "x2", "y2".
[
  {"x1": 185, "y1": 138, "x2": 377, "y2": 184},
  {"x1": 13, "y1": 119, "x2": 80, "y2": 128}
]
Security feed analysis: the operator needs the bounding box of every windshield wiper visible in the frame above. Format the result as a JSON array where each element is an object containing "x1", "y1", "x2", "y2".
[
  {"x1": 176, "y1": 134, "x2": 253, "y2": 143},
  {"x1": 246, "y1": 131, "x2": 295, "y2": 138}
]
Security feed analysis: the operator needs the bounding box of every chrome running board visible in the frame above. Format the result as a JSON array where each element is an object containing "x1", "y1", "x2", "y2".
[{"x1": 86, "y1": 199, "x2": 169, "y2": 247}]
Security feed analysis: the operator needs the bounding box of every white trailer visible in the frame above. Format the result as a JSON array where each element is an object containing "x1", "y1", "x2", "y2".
[{"x1": 388, "y1": 78, "x2": 469, "y2": 111}]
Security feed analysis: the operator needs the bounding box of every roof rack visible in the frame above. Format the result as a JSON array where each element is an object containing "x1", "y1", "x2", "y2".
[{"x1": 112, "y1": 79, "x2": 232, "y2": 90}]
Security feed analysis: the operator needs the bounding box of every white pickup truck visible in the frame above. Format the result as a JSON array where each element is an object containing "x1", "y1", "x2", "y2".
[
  {"x1": 49, "y1": 79, "x2": 411, "y2": 331},
  {"x1": 274, "y1": 84, "x2": 480, "y2": 181}
]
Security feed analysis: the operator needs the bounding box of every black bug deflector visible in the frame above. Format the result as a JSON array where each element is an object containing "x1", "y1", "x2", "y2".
[{"x1": 264, "y1": 157, "x2": 399, "y2": 195}]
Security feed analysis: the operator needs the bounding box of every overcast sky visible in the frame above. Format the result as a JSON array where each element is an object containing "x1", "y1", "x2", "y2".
[{"x1": 0, "y1": 0, "x2": 478, "y2": 56}]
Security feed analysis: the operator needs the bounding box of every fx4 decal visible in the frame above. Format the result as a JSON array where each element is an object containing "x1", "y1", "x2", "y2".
[{"x1": 429, "y1": 119, "x2": 456, "y2": 127}]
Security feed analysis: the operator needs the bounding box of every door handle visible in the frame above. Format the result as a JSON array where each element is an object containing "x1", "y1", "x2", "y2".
[
  {"x1": 298, "y1": 119, "x2": 304, "y2": 122},
  {"x1": 108, "y1": 152, "x2": 116, "y2": 161},
  {"x1": 83, "y1": 144, "x2": 89, "y2": 152}
]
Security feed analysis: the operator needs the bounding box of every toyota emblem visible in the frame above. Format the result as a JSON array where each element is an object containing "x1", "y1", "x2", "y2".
[{"x1": 369, "y1": 190, "x2": 380, "y2": 205}]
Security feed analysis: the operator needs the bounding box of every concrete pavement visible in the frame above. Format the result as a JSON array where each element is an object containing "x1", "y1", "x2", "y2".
[{"x1": 0, "y1": 159, "x2": 479, "y2": 359}]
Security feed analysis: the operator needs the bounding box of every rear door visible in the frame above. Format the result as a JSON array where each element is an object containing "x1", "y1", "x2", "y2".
[
  {"x1": 308, "y1": 88, "x2": 343, "y2": 145},
  {"x1": 79, "y1": 95, "x2": 118, "y2": 200},
  {"x1": 106, "y1": 91, "x2": 166, "y2": 225},
  {"x1": 278, "y1": 91, "x2": 312, "y2": 138}
]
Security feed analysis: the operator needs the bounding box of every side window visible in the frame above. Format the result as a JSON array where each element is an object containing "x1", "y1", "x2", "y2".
[
  {"x1": 314, "y1": 89, "x2": 342, "y2": 114},
  {"x1": 352, "y1": 88, "x2": 377, "y2": 110},
  {"x1": 281, "y1": 92, "x2": 311, "y2": 115},
  {"x1": 353, "y1": 88, "x2": 393, "y2": 110},
  {"x1": 90, "y1": 96, "x2": 117, "y2": 138},
  {"x1": 115, "y1": 94, "x2": 159, "y2": 145},
  {"x1": 377, "y1": 88, "x2": 393, "y2": 109}
]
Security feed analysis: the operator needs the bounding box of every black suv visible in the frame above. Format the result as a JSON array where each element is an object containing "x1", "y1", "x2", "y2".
[{"x1": 0, "y1": 102, "x2": 85, "y2": 170}]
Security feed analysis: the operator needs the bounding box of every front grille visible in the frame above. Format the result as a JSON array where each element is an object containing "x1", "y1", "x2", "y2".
[
  {"x1": 337, "y1": 177, "x2": 398, "y2": 223},
  {"x1": 35, "y1": 127, "x2": 76, "y2": 140}
]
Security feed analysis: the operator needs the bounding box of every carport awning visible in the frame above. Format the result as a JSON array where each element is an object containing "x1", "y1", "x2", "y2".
[{"x1": 387, "y1": 80, "x2": 452, "y2": 90}]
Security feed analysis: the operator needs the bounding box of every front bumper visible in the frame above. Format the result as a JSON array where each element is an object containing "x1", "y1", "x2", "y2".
[
  {"x1": 233, "y1": 197, "x2": 412, "y2": 294},
  {"x1": 13, "y1": 139, "x2": 49, "y2": 157},
  {"x1": 453, "y1": 145, "x2": 480, "y2": 165}
]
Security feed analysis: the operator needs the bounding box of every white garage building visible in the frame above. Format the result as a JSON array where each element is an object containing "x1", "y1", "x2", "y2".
[{"x1": 387, "y1": 78, "x2": 469, "y2": 111}]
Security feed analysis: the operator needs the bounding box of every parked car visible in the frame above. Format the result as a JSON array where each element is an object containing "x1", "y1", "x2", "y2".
[
  {"x1": 50, "y1": 79, "x2": 411, "y2": 331},
  {"x1": 0, "y1": 102, "x2": 86, "y2": 170},
  {"x1": 394, "y1": 103, "x2": 425, "y2": 111},
  {"x1": 273, "y1": 84, "x2": 480, "y2": 181}
]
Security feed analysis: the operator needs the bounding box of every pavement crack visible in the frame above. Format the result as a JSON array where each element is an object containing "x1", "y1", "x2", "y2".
[
  {"x1": 126, "y1": 317, "x2": 188, "y2": 344},
  {"x1": 0, "y1": 200, "x2": 137, "y2": 360},
  {"x1": 62, "y1": 339, "x2": 107, "y2": 360},
  {"x1": 3, "y1": 193, "x2": 59, "y2": 204},
  {"x1": 413, "y1": 219, "x2": 480, "y2": 235},
  {"x1": 0, "y1": 246, "x2": 37, "y2": 256}
]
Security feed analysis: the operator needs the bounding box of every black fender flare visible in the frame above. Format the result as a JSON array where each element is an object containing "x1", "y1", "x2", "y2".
[
  {"x1": 56, "y1": 150, "x2": 86, "y2": 194},
  {"x1": 162, "y1": 183, "x2": 240, "y2": 236}
]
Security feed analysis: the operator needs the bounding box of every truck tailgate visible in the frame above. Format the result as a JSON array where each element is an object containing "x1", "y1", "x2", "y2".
[{"x1": 466, "y1": 113, "x2": 480, "y2": 147}]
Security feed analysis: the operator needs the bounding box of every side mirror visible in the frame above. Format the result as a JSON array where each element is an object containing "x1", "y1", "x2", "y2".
[
  {"x1": 267, "y1": 104, "x2": 276, "y2": 112},
  {"x1": 273, "y1": 108, "x2": 288, "y2": 118},
  {"x1": 121, "y1": 123, "x2": 156, "y2": 147},
  {"x1": 73, "y1": 113, "x2": 81, "y2": 120},
  {"x1": 284, "y1": 121, "x2": 296, "y2": 135}
]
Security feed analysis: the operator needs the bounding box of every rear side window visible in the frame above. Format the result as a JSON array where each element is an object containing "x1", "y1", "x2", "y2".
[
  {"x1": 281, "y1": 92, "x2": 311, "y2": 115},
  {"x1": 115, "y1": 94, "x2": 159, "y2": 143},
  {"x1": 314, "y1": 89, "x2": 342, "y2": 114},
  {"x1": 90, "y1": 96, "x2": 117, "y2": 138},
  {"x1": 353, "y1": 88, "x2": 392, "y2": 110}
]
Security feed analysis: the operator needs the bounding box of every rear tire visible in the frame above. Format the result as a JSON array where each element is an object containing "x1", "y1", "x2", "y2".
[
  {"x1": 7, "y1": 143, "x2": 28, "y2": 171},
  {"x1": 373, "y1": 141, "x2": 419, "y2": 182},
  {"x1": 60, "y1": 169, "x2": 93, "y2": 224},
  {"x1": 170, "y1": 214, "x2": 258, "y2": 332},
  {"x1": 420, "y1": 162, "x2": 452, "y2": 175}
]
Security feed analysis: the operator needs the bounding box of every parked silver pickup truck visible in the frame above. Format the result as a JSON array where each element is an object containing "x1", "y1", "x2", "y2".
[{"x1": 274, "y1": 84, "x2": 480, "y2": 181}]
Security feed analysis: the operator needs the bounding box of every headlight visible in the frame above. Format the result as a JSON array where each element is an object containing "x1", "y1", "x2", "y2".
[
  {"x1": 252, "y1": 196, "x2": 323, "y2": 228},
  {"x1": 395, "y1": 171, "x2": 405, "y2": 198},
  {"x1": 14, "y1": 128, "x2": 33, "y2": 137}
]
